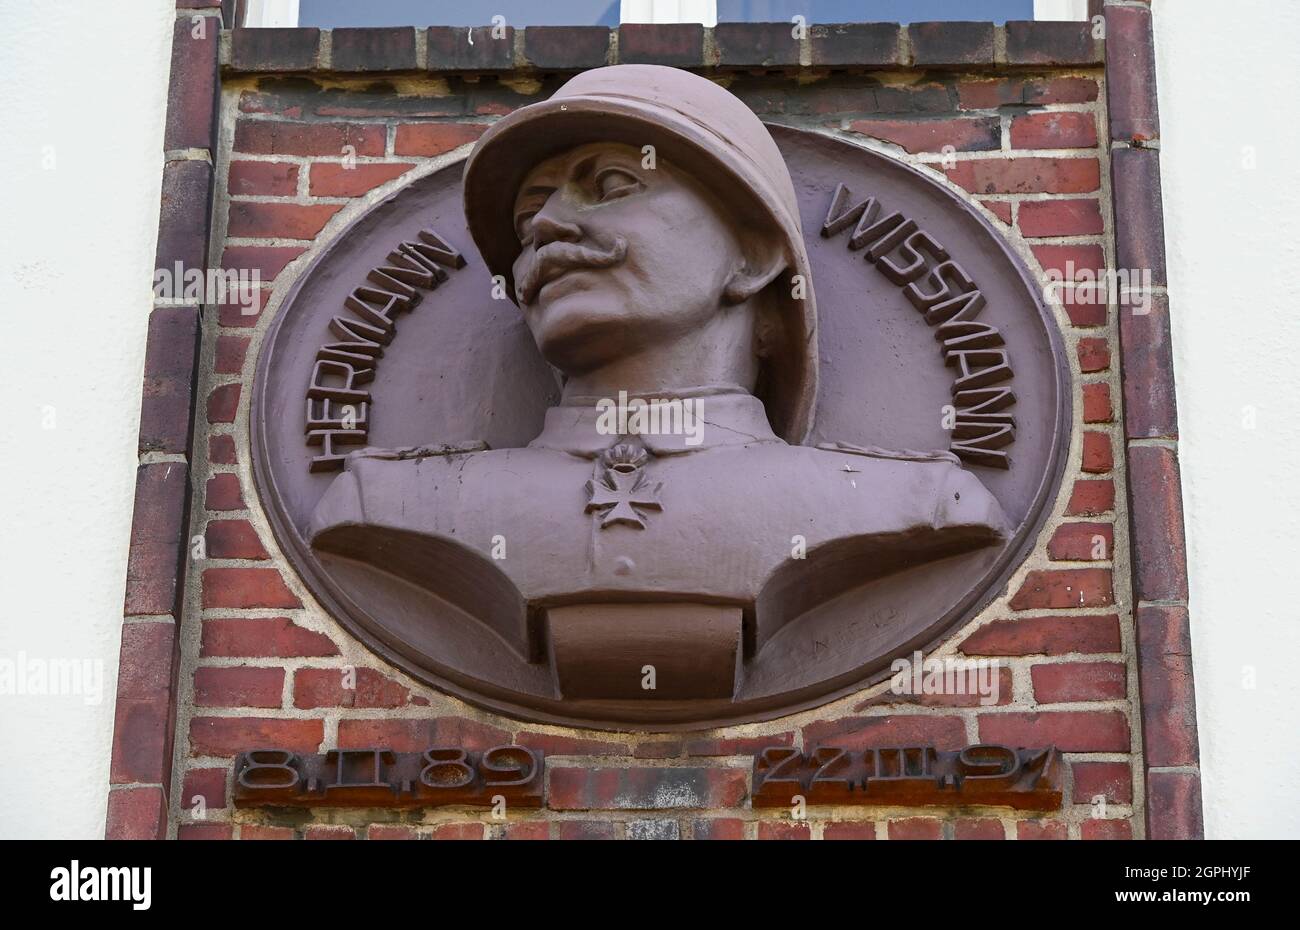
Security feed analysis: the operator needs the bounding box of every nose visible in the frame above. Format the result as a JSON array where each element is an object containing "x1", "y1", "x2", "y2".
[{"x1": 530, "y1": 202, "x2": 583, "y2": 250}]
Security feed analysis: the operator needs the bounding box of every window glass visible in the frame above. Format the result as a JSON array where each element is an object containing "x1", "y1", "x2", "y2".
[
  {"x1": 717, "y1": 1, "x2": 1035, "y2": 24},
  {"x1": 297, "y1": 0, "x2": 620, "y2": 28}
]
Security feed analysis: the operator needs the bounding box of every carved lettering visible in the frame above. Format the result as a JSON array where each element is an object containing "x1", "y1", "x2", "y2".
[{"x1": 304, "y1": 229, "x2": 466, "y2": 471}]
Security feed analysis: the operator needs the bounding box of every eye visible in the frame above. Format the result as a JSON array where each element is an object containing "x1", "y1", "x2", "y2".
[{"x1": 595, "y1": 167, "x2": 641, "y2": 202}]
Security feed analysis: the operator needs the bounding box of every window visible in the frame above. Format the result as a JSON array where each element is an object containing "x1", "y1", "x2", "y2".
[{"x1": 241, "y1": 0, "x2": 1088, "y2": 28}]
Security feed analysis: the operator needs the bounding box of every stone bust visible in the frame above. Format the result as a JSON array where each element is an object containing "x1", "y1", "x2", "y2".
[{"x1": 308, "y1": 65, "x2": 1009, "y2": 703}]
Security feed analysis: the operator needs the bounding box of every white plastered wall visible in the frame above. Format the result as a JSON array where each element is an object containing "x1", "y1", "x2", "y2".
[
  {"x1": 1153, "y1": 0, "x2": 1300, "y2": 838},
  {"x1": 0, "y1": 0, "x2": 175, "y2": 838}
]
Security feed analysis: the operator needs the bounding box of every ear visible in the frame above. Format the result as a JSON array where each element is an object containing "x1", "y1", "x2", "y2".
[{"x1": 722, "y1": 235, "x2": 787, "y2": 306}]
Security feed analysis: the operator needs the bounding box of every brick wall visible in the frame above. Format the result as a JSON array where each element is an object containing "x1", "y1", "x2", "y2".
[{"x1": 122, "y1": 18, "x2": 1184, "y2": 841}]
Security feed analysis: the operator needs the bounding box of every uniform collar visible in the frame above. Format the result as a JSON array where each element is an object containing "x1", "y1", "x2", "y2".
[{"x1": 529, "y1": 389, "x2": 782, "y2": 457}]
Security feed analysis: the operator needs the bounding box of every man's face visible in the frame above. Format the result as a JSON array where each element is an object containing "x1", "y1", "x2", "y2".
[{"x1": 511, "y1": 142, "x2": 746, "y2": 374}]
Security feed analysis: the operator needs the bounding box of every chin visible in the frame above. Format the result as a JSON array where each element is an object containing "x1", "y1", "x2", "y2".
[{"x1": 530, "y1": 291, "x2": 634, "y2": 370}]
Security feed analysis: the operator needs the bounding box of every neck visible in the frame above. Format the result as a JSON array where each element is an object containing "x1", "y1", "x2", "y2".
[{"x1": 558, "y1": 310, "x2": 759, "y2": 404}]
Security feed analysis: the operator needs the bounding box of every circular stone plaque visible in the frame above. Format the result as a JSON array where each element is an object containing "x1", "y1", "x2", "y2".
[{"x1": 251, "y1": 125, "x2": 1069, "y2": 729}]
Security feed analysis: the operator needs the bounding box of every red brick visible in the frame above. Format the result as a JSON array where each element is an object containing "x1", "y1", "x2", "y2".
[
  {"x1": 909, "y1": 21, "x2": 994, "y2": 66},
  {"x1": 164, "y1": 17, "x2": 219, "y2": 151},
  {"x1": 1082, "y1": 819, "x2": 1132, "y2": 840},
  {"x1": 234, "y1": 120, "x2": 385, "y2": 157},
  {"x1": 221, "y1": 245, "x2": 305, "y2": 282},
  {"x1": 1033, "y1": 243, "x2": 1106, "y2": 281},
  {"x1": 1066, "y1": 479, "x2": 1115, "y2": 516},
  {"x1": 555, "y1": 820, "x2": 615, "y2": 840},
  {"x1": 230, "y1": 27, "x2": 320, "y2": 72},
  {"x1": 980, "y1": 199, "x2": 1012, "y2": 225},
  {"x1": 195, "y1": 666, "x2": 284, "y2": 708},
  {"x1": 205, "y1": 519, "x2": 268, "y2": 560},
  {"x1": 846, "y1": 117, "x2": 1000, "y2": 154},
  {"x1": 957, "y1": 76, "x2": 1097, "y2": 110},
  {"x1": 1076, "y1": 337, "x2": 1109, "y2": 373},
  {"x1": 525, "y1": 25, "x2": 612, "y2": 69},
  {"x1": 305, "y1": 825, "x2": 355, "y2": 840},
  {"x1": 138, "y1": 307, "x2": 200, "y2": 456},
  {"x1": 1063, "y1": 297, "x2": 1107, "y2": 328},
  {"x1": 204, "y1": 471, "x2": 246, "y2": 510},
  {"x1": 202, "y1": 568, "x2": 301, "y2": 609},
  {"x1": 945, "y1": 157, "x2": 1100, "y2": 195},
  {"x1": 206, "y1": 382, "x2": 240, "y2": 424},
  {"x1": 202, "y1": 617, "x2": 339, "y2": 658},
  {"x1": 686, "y1": 733, "x2": 795, "y2": 756},
  {"x1": 432, "y1": 823, "x2": 484, "y2": 840},
  {"x1": 309, "y1": 161, "x2": 416, "y2": 197},
  {"x1": 330, "y1": 26, "x2": 418, "y2": 71},
  {"x1": 1081, "y1": 432, "x2": 1113, "y2": 474},
  {"x1": 548, "y1": 767, "x2": 746, "y2": 811},
  {"x1": 954, "y1": 818, "x2": 1004, "y2": 840},
  {"x1": 1136, "y1": 605, "x2": 1199, "y2": 766},
  {"x1": 209, "y1": 434, "x2": 238, "y2": 465},
  {"x1": 802, "y1": 715, "x2": 967, "y2": 751},
  {"x1": 394, "y1": 123, "x2": 487, "y2": 157},
  {"x1": 758, "y1": 821, "x2": 810, "y2": 840},
  {"x1": 228, "y1": 201, "x2": 341, "y2": 239},
  {"x1": 181, "y1": 767, "x2": 227, "y2": 810},
  {"x1": 978, "y1": 711, "x2": 1130, "y2": 752},
  {"x1": 105, "y1": 786, "x2": 167, "y2": 840},
  {"x1": 1127, "y1": 447, "x2": 1190, "y2": 602},
  {"x1": 1147, "y1": 771, "x2": 1203, "y2": 839},
  {"x1": 501, "y1": 822, "x2": 550, "y2": 840},
  {"x1": 1072, "y1": 761, "x2": 1134, "y2": 805},
  {"x1": 217, "y1": 284, "x2": 270, "y2": 326},
  {"x1": 1010, "y1": 111, "x2": 1097, "y2": 150},
  {"x1": 823, "y1": 821, "x2": 877, "y2": 840},
  {"x1": 190, "y1": 717, "x2": 322, "y2": 756},
  {"x1": 1105, "y1": 6, "x2": 1160, "y2": 143},
  {"x1": 1119, "y1": 295, "x2": 1177, "y2": 439},
  {"x1": 961, "y1": 614, "x2": 1121, "y2": 657},
  {"x1": 692, "y1": 818, "x2": 745, "y2": 840},
  {"x1": 336, "y1": 717, "x2": 510, "y2": 752},
  {"x1": 1032, "y1": 662, "x2": 1126, "y2": 703},
  {"x1": 241, "y1": 825, "x2": 295, "y2": 840},
  {"x1": 517, "y1": 733, "x2": 631, "y2": 756},
  {"x1": 888, "y1": 818, "x2": 942, "y2": 840},
  {"x1": 714, "y1": 22, "x2": 802, "y2": 68},
  {"x1": 1017, "y1": 819, "x2": 1066, "y2": 840},
  {"x1": 1048, "y1": 521, "x2": 1112, "y2": 562},
  {"x1": 1010, "y1": 568, "x2": 1113, "y2": 610},
  {"x1": 857, "y1": 665, "x2": 1012, "y2": 708},
  {"x1": 1082, "y1": 382, "x2": 1113, "y2": 423},
  {"x1": 293, "y1": 667, "x2": 411, "y2": 709},
  {"x1": 109, "y1": 626, "x2": 177, "y2": 787},
  {"x1": 214, "y1": 334, "x2": 249, "y2": 375},
  {"x1": 178, "y1": 823, "x2": 233, "y2": 840},
  {"x1": 1005, "y1": 21, "x2": 1100, "y2": 66},
  {"x1": 1025, "y1": 77, "x2": 1099, "y2": 106},
  {"x1": 1018, "y1": 198, "x2": 1104, "y2": 238},
  {"x1": 620, "y1": 22, "x2": 707, "y2": 67},
  {"x1": 123, "y1": 463, "x2": 191, "y2": 618},
  {"x1": 365, "y1": 824, "x2": 417, "y2": 840},
  {"x1": 229, "y1": 161, "x2": 299, "y2": 196}
]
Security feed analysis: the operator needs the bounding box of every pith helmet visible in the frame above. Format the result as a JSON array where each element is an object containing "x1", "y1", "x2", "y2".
[{"x1": 462, "y1": 64, "x2": 818, "y2": 443}]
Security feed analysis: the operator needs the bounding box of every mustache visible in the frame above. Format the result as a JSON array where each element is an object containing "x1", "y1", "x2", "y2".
[{"x1": 517, "y1": 236, "x2": 628, "y2": 305}]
